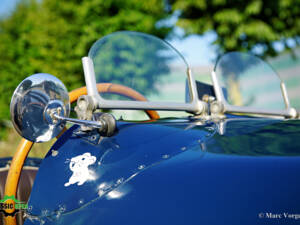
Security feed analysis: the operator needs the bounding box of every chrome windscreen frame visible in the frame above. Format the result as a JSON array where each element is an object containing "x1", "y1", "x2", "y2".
[
  {"x1": 211, "y1": 70, "x2": 297, "y2": 118},
  {"x1": 82, "y1": 57, "x2": 205, "y2": 115}
]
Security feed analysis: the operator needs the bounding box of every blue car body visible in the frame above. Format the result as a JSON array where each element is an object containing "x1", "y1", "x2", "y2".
[{"x1": 24, "y1": 116, "x2": 300, "y2": 225}]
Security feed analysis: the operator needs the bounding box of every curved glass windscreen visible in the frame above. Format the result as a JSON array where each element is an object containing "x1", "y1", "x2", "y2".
[
  {"x1": 214, "y1": 52, "x2": 286, "y2": 110},
  {"x1": 267, "y1": 50, "x2": 300, "y2": 113},
  {"x1": 88, "y1": 31, "x2": 189, "y2": 103}
]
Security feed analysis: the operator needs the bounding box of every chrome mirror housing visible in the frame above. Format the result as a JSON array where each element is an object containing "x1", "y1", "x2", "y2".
[{"x1": 10, "y1": 73, "x2": 70, "y2": 142}]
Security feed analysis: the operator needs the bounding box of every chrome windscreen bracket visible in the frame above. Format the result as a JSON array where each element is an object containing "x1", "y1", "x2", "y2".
[
  {"x1": 82, "y1": 57, "x2": 99, "y2": 108},
  {"x1": 81, "y1": 56, "x2": 207, "y2": 116},
  {"x1": 211, "y1": 71, "x2": 297, "y2": 119},
  {"x1": 75, "y1": 95, "x2": 95, "y2": 120}
]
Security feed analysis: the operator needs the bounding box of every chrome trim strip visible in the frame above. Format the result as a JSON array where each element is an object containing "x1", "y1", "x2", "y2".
[{"x1": 95, "y1": 96, "x2": 200, "y2": 111}]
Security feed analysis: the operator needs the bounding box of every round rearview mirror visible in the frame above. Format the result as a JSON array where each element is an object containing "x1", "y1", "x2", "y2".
[{"x1": 10, "y1": 73, "x2": 70, "y2": 142}]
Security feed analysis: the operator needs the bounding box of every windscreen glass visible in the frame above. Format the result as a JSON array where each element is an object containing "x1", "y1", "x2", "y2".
[
  {"x1": 88, "y1": 31, "x2": 189, "y2": 103},
  {"x1": 214, "y1": 52, "x2": 286, "y2": 110}
]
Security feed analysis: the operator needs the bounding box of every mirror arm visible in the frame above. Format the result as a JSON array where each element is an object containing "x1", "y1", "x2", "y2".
[
  {"x1": 53, "y1": 114, "x2": 103, "y2": 129},
  {"x1": 51, "y1": 112, "x2": 116, "y2": 137}
]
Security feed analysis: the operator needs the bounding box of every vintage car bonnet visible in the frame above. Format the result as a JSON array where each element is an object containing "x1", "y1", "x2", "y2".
[{"x1": 24, "y1": 117, "x2": 300, "y2": 225}]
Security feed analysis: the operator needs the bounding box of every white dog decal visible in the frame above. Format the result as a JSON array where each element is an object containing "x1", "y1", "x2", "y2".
[{"x1": 64, "y1": 152, "x2": 97, "y2": 187}]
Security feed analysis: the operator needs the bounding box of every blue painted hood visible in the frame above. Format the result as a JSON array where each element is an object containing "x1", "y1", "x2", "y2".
[{"x1": 24, "y1": 117, "x2": 300, "y2": 225}]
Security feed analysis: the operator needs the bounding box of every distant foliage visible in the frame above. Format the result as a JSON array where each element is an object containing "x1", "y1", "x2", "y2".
[
  {"x1": 1, "y1": 0, "x2": 299, "y2": 139},
  {"x1": 170, "y1": 0, "x2": 300, "y2": 57},
  {"x1": 0, "y1": 0, "x2": 170, "y2": 134}
]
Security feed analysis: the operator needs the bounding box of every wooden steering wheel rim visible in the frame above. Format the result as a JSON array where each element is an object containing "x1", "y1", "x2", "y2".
[{"x1": 4, "y1": 83, "x2": 159, "y2": 225}]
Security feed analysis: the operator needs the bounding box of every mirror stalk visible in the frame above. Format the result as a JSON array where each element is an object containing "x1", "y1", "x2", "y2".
[
  {"x1": 53, "y1": 114, "x2": 103, "y2": 129},
  {"x1": 46, "y1": 107, "x2": 116, "y2": 137},
  {"x1": 50, "y1": 111, "x2": 116, "y2": 137}
]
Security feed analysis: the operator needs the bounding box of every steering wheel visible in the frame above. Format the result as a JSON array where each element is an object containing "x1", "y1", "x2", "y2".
[{"x1": 4, "y1": 83, "x2": 159, "y2": 225}]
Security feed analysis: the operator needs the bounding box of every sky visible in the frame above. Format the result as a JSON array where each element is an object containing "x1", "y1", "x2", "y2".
[
  {"x1": 169, "y1": 31, "x2": 217, "y2": 66},
  {"x1": 0, "y1": 0, "x2": 216, "y2": 67},
  {"x1": 0, "y1": 0, "x2": 19, "y2": 16}
]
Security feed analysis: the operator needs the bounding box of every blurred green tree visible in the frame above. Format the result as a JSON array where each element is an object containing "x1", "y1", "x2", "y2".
[
  {"x1": 0, "y1": 0, "x2": 170, "y2": 137},
  {"x1": 170, "y1": 0, "x2": 300, "y2": 57}
]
